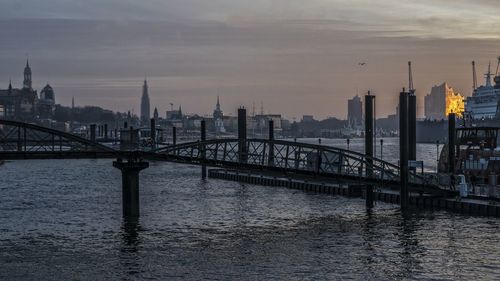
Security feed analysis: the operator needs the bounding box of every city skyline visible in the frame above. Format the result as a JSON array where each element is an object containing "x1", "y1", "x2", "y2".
[{"x1": 0, "y1": 1, "x2": 499, "y2": 119}]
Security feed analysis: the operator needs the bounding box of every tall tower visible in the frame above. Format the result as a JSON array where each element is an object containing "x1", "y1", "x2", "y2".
[
  {"x1": 213, "y1": 96, "x2": 225, "y2": 134},
  {"x1": 23, "y1": 59, "x2": 32, "y2": 89},
  {"x1": 140, "y1": 79, "x2": 150, "y2": 124}
]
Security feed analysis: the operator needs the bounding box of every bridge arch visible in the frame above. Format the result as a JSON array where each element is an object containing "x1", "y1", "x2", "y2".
[
  {"x1": 0, "y1": 119, "x2": 116, "y2": 159},
  {"x1": 152, "y1": 138, "x2": 437, "y2": 191}
]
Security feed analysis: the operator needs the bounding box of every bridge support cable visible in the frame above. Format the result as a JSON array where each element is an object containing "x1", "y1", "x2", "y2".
[
  {"x1": 399, "y1": 90, "x2": 410, "y2": 210},
  {"x1": 113, "y1": 157, "x2": 149, "y2": 219},
  {"x1": 365, "y1": 93, "x2": 375, "y2": 208},
  {"x1": 201, "y1": 120, "x2": 207, "y2": 179}
]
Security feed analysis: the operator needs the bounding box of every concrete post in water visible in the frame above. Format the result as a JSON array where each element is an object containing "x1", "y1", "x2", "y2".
[
  {"x1": 399, "y1": 90, "x2": 409, "y2": 210},
  {"x1": 113, "y1": 157, "x2": 149, "y2": 218},
  {"x1": 408, "y1": 93, "x2": 417, "y2": 161},
  {"x1": 150, "y1": 118, "x2": 156, "y2": 148},
  {"x1": 90, "y1": 124, "x2": 96, "y2": 142},
  {"x1": 201, "y1": 119, "x2": 207, "y2": 179},
  {"x1": 268, "y1": 119, "x2": 274, "y2": 166},
  {"x1": 365, "y1": 93, "x2": 375, "y2": 208},
  {"x1": 238, "y1": 107, "x2": 248, "y2": 163},
  {"x1": 104, "y1": 124, "x2": 108, "y2": 140},
  {"x1": 172, "y1": 126, "x2": 177, "y2": 145},
  {"x1": 448, "y1": 113, "x2": 456, "y2": 174}
]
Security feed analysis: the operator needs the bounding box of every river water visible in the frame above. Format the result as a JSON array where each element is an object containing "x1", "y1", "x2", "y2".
[{"x1": 0, "y1": 139, "x2": 499, "y2": 280}]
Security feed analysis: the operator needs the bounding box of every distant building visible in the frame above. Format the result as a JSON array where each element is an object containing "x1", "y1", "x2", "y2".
[
  {"x1": 213, "y1": 96, "x2": 226, "y2": 134},
  {"x1": 153, "y1": 107, "x2": 159, "y2": 122},
  {"x1": 140, "y1": 79, "x2": 150, "y2": 124},
  {"x1": 0, "y1": 60, "x2": 41, "y2": 120},
  {"x1": 302, "y1": 115, "x2": 315, "y2": 122},
  {"x1": 38, "y1": 84, "x2": 56, "y2": 118},
  {"x1": 424, "y1": 82, "x2": 464, "y2": 120},
  {"x1": 347, "y1": 95, "x2": 363, "y2": 126},
  {"x1": 255, "y1": 114, "x2": 282, "y2": 130},
  {"x1": 166, "y1": 106, "x2": 183, "y2": 121}
]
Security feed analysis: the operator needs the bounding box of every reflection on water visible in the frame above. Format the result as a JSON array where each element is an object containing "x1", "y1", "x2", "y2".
[{"x1": 0, "y1": 158, "x2": 499, "y2": 280}]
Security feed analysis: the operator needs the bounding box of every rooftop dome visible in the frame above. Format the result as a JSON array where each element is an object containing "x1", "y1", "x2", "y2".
[{"x1": 40, "y1": 84, "x2": 55, "y2": 100}]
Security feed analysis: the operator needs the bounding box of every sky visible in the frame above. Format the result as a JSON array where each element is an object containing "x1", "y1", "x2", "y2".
[{"x1": 1, "y1": 0, "x2": 499, "y2": 119}]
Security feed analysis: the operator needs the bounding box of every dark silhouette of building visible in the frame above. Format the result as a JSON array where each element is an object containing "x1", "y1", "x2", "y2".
[
  {"x1": 153, "y1": 107, "x2": 159, "y2": 122},
  {"x1": 213, "y1": 96, "x2": 225, "y2": 133},
  {"x1": 140, "y1": 79, "x2": 150, "y2": 125},
  {"x1": 347, "y1": 95, "x2": 363, "y2": 126},
  {"x1": 0, "y1": 60, "x2": 40, "y2": 120},
  {"x1": 38, "y1": 84, "x2": 56, "y2": 118}
]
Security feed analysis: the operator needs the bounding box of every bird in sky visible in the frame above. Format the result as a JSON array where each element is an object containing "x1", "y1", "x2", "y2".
[{"x1": 358, "y1": 62, "x2": 366, "y2": 66}]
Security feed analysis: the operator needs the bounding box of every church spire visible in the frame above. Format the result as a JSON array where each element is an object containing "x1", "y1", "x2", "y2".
[
  {"x1": 23, "y1": 59, "x2": 32, "y2": 89},
  {"x1": 140, "y1": 78, "x2": 150, "y2": 124}
]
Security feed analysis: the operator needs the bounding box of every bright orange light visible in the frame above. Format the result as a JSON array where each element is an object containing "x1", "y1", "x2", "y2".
[{"x1": 446, "y1": 92, "x2": 464, "y2": 117}]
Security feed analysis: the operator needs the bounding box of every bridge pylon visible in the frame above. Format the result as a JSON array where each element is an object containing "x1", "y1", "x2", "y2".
[{"x1": 113, "y1": 157, "x2": 149, "y2": 218}]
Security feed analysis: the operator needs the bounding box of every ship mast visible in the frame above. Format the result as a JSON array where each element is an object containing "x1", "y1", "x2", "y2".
[{"x1": 485, "y1": 62, "x2": 492, "y2": 87}]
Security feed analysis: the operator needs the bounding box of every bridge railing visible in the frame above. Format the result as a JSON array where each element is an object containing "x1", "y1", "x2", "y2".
[{"x1": 154, "y1": 138, "x2": 430, "y2": 186}]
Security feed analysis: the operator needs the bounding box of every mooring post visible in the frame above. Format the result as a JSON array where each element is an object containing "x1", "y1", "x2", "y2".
[
  {"x1": 268, "y1": 119, "x2": 274, "y2": 166},
  {"x1": 104, "y1": 124, "x2": 109, "y2": 140},
  {"x1": 90, "y1": 124, "x2": 96, "y2": 142},
  {"x1": 150, "y1": 118, "x2": 156, "y2": 149},
  {"x1": 399, "y1": 90, "x2": 409, "y2": 210},
  {"x1": 365, "y1": 93, "x2": 375, "y2": 208},
  {"x1": 408, "y1": 93, "x2": 417, "y2": 161},
  {"x1": 201, "y1": 119, "x2": 207, "y2": 179},
  {"x1": 172, "y1": 126, "x2": 177, "y2": 145},
  {"x1": 238, "y1": 107, "x2": 248, "y2": 163},
  {"x1": 113, "y1": 157, "x2": 149, "y2": 218},
  {"x1": 448, "y1": 113, "x2": 456, "y2": 174}
]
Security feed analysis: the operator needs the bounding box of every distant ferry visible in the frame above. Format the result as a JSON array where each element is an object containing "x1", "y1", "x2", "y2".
[{"x1": 465, "y1": 58, "x2": 500, "y2": 119}]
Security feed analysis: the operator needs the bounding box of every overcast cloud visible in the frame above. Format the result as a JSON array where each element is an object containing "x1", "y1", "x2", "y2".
[{"x1": 0, "y1": 1, "x2": 499, "y2": 118}]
